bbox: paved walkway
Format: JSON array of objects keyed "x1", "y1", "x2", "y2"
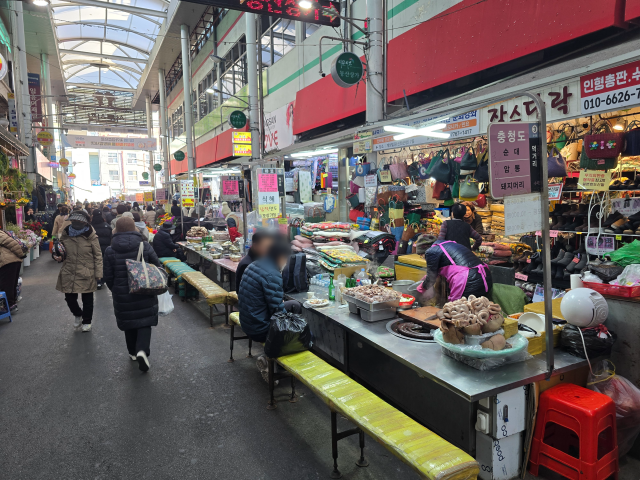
[{"x1": 1, "y1": 255, "x2": 638, "y2": 479}]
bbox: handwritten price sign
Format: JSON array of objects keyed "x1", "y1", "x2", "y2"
[
  {"x1": 222, "y1": 179, "x2": 239, "y2": 196},
  {"x1": 258, "y1": 204, "x2": 279, "y2": 219},
  {"x1": 258, "y1": 173, "x2": 278, "y2": 192}
]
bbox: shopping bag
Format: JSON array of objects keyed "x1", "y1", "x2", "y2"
[
  {"x1": 158, "y1": 291, "x2": 174, "y2": 316},
  {"x1": 389, "y1": 156, "x2": 409, "y2": 180},
  {"x1": 126, "y1": 242, "x2": 168, "y2": 295},
  {"x1": 264, "y1": 311, "x2": 313, "y2": 358},
  {"x1": 388, "y1": 196, "x2": 404, "y2": 220}
]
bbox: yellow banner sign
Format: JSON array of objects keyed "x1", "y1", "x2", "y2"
[
  {"x1": 258, "y1": 204, "x2": 279, "y2": 218},
  {"x1": 578, "y1": 171, "x2": 612, "y2": 191},
  {"x1": 232, "y1": 131, "x2": 252, "y2": 144},
  {"x1": 36, "y1": 130, "x2": 54, "y2": 146},
  {"x1": 144, "y1": 191, "x2": 153, "y2": 202},
  {"x1": 233, "y1": 143, "x2": 252, "y2": 157}
]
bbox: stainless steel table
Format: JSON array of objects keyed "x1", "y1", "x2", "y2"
[{"x1": 287, "y1": 285, "x2": 586, "y2": 455}]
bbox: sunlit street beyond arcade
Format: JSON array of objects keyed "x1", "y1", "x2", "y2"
[{"x1": 3, "y1": 0, "x2": 640, "y2": 479}]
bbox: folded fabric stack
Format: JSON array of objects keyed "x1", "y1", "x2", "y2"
[
  {"x1": 489, "y1": 204, "x2": 504, "y2": 232},
  {"x1": 315, "y1": 245, "x2": 368, "y2": 271},
  {"x1": 300, "y1": 222, "x2": 354, "y2": 244},
  {"x1": 475, "y1": 209, "x2": 493, "y2": 232},
  {"x1": 477, "y1": 241, "x2": 513, "y2": 265},
  {"x1": 292, "y1": 235, "x2": 315, "y2": 252}
]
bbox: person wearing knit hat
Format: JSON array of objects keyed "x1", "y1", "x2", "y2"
[
  {"x1": 221, "y1": 201, "x2": 231, "y2": 216},
  {"x1": 152, "y1": 219, "x2": 186, "y2": 261},
  {"x1": 103, "y1": 215, "x2": 163, "y2": 372},
  {"x1": 415, "y1": 234, "x2": 437, "y2": 256}
]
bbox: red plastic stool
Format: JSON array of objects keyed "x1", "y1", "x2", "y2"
[{"x1": 529, "y1": 383, "x2": 618, "y2": 480}]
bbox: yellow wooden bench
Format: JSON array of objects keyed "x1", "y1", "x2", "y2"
[
  {"x1": 180, "y1": 271, "x2": 238, "y2": 327},
  {"x1": 271, "y1": 351, "x2": 479, "y2": 480},
  {"x1": 227, "y1": 312, "x2": 254, "y2": 362}
]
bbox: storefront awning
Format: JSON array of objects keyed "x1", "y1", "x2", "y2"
[{"x1": 0, "y1": 127, "x2": 29, "y2": 156}]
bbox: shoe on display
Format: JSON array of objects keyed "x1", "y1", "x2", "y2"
[
  {"x1": 136, "y1": 351, "x2": 150, "y2": 372},
  {"x1": 573, "y1": 253, "x2": 588, "y2": 272},
  {"x1": 562, "y1": 204, "x2": 579, "y2": 217},
  {"x1": 550, "y1": 249, "x2": 566, "y2": 264},
  {"x1": 74, "y1": 316, "x2": 83, "y2": 328},
  {"x1": 565, "y1": 254, "x2": 579, "y2": 273},
  {"x1": 557, "y1": 251, "x2": 575, "y2": 267},
  {"x1": 603, "y1": 211, "x2": 624, "y2": 227},
  {"x1": 81, "y1": 324, "x2": 92, "y2": 333},
  {"x1": 551, "y1": 217, "x2": 565, "y2": 230},
  {"x1": 628, "y1": 211, "x2": 640, "y2": 222}
]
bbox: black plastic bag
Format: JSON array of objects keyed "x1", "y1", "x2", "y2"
[
  {"x1": 560, "y1": 324, "x2": 617, "y2": 359},
  {"x1": 264, "y1": 311, "x2": 313, "y2": 358},
  {"x1": 588, "y1": 264, "x2": 624, "y2": 283}
]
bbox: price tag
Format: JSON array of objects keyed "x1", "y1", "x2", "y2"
[
  {"x1": 616, "y1": 235, "x2": 622, "y2": 240},
  {"x1": 535, "y1": 231, "x2": 541, "y2": 236},
  {"x1": 515, "y1": 272, "x2": 528, "y2": 281},
  {"x1": 364, "y1": 174, "x2": 377, "y2": 188},
  {"x1": 550, "y1": 230, "x2": 558, "y2": 238},
  {"x1": 572, "y1": 256, "x2": 580, "y2": 264},
  {"x1": 576, "y1": 231, "x2": 583, "y2": 235},
  {"x1": 526, "y1": 258, "x2": 531, "y2": 263},
  {"x1": 278, "y1": 217, "x2": 288, "y2": 225},
  {"x1": 258, "y1": 204, "x2": 279, "y2": 219}
]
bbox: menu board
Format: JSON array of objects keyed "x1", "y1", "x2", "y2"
[
  {"x1": 179, "y1": 179, "x2": 195, "y2": 208},
  {"x1": 220, "y1": 175, "x2": 244, "y2": 201}
]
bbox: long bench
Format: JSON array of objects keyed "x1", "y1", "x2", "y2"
[
  {"x1": 228, "y1": 312, "x2": 254, "y2": 362},
  {"x1": 269, "y1": 351, "x2": 479, "y2": 480},
  {"x1": 181, "y1": 271, "x2": 238, "y2": 327}
]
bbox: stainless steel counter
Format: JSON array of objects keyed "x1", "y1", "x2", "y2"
[{"x1": 290, "y1": 286, "x2": 585, "y2": 402}]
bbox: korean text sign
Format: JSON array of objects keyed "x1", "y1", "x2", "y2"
[
  {"x1": 578, "y1": 171, "x2": 611, "y2": 191},
  {"x1": 179, "y1": 179, "x2": 195, "y2": 207},
  {"x1": 488, "y1": 122, "x2": 541, "y2": 199},
  {"x1": 222, "y1": 179, "x2": 239, "y2": 197},
  {"x1": 581, "y1": 59, "x2": 640, "y2": 114}
]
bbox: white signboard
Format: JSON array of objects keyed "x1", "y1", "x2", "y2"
[
  {"x1": 62, "y1": 134, "x2": 157, "y2": 151},
  {"x1": 503, "y1": 193, "x2": 542, "y2": 236},
  {"x1": 364, "y1": 174, "x2": 377, "y2": 188},
  {"x1": 581, "y1": 59, "x2": 640, "y2": 114},
  {"x1": 610, "y1": 197, "x2": 640, "y2": 216},
  {"x1": 263, "y1": 101, "x2": 295, "y2": 153},
  {"x1": 586, "y1": 235, "x2": 616, "y2": 255}
]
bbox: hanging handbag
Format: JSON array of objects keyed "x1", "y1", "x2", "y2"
[
  {"x1": 388, "y1": 196, "x2": 405, "y2": 220},
  {"x1": 459, "y1": 175, "x2": 480, "y2": 200},
  {"x1": 377, "y1": 157, "x2": 392, "y2": 183},
  {"x1": 560, "y1": 131, "x2": 581, "y2": 162},
  {"x1": 432, "y1": 181, "x2": 446, "y2": 199},
  {"x1": 474, "y1": 149, "x2": 489, "y2": 182},
  {"x1": 425, "y1": 150, "x2": 442, "y2": 176},
  {"x1": 349, "y1": 205, "x2": 364, "y2": 222},
  {"x1": 407, "y1": 161, "x2": 421, "y2": 179},
  {"x1": 126, "y1": 242, "x2": 168, "y2": 295},
  {"x1": 389, "y1": 156, "x2": 409, "y2": 180},
  {"x1": 377, "y1": 185, "x2": 407, "y2": 204},
  {"x1": 355, "y1": 157, "x2": 371, "y2": 176},
  {"x1": 584, "y1": 122, "x2": 624, "y2": 159},
  {"x1": 346, "y1": 193, "x2": 360, "y2": 208},
  {"x1": 430, "y1": 149, "x2": 452, "y2": 184},
  {"x1": 349, "y1": 181, "x2": 360, "y2": 194},
  {"x1": 415, "y1": 180, "x2": 434, "y2": 204},
  {"x1": 438, "y1": 186, "x2": 452, "y2": 201},
  {"x1": 453, "y1": 147, "x2": 464, "y2": 163},
  {"x1": 579, "y1": 140, "x2": 619, "y2": 170},
  {"x1": 623, "y1": 120, "x2": 640, "y2": 156},
  {"x1": 460, "y1": 147, "x2": 478, "y2": 174},
  {"x1": 547, "y1": 147, "x2": 568, "y2": 177},
  {"x1": 451, "y1": 174, "x2": 460, "y2": 199},
  {"x1": 555, "y1": 131, "x2": 568, "y2": 150},
  {"x1": 476, "y1": 193, "x2": 487, "y2": 208}
]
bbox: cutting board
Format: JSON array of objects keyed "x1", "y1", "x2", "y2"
[{"x1": 398, "y1": 306, "x2": 441, "y2": 329}]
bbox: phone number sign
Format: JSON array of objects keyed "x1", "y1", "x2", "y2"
[{"x1": 581, "y1": 59, "x2": 640, "y2": 114}]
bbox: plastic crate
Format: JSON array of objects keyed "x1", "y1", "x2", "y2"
[{"x1": 582, "y1": 281, "x2": 640, "y2": 298}]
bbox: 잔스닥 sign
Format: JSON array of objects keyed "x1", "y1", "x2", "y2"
[
  {"x1": 578, "y1": 171, "x2": 612, "y2": 191},
  {"x1": 580, "y1": 59, "x2": 640, "y2": 114},
  {"x1": 488, "y1": 122, "x2": 541, "y2": 199},
  {"x1": 503, "y1": 193, "x2": 542, "y2": 236},
  {"x1": 331, "y1": 52, "x2": 363, "y2": 88}
]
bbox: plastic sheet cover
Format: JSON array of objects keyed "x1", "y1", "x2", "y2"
[{"x1": 278, "y1": 350, "x2": 479, "y2": 480}]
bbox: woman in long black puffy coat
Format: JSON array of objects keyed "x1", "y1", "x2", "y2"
[
  {"x1": 103, "y1": 217, "x2": 163, "y2": 372},
  {"x1": 91, "y1": 209, "x2": 112, "y2": 288}
]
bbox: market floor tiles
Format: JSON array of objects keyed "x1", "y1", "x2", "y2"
[{"x1": 1, "y1": 256, "x2": 639, "y2": 480}]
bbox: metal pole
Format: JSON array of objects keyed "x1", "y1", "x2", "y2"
[
  {"x1": 14, "y1": 2, "x2": 33, "y2": 150},
  {"x1": 213, "y1": 28, "x2": 222, "y2": 108},
  {"x1": 180, "y1": 24, "x2": 195, "y2": 175},
  {"x1": 257, "y1": 17, "x2": 265, "y2": 160},
  {"x1": 366, "y1": 0, "x2": 384, "y2": 124},
  {"x1": 145, "y1": 95, "x2": 155, "y2": 189},
  {"x1": 158, "y1": 68, "x2": 170, "y2": 196},
  {"x1": 245, "y1": 13, "x2": 260, "y2": 162},
  {"x1": 41, "y1": 53, "x2": 55, "y2": 159}
]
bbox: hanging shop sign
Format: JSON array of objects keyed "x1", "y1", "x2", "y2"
[
  {"x1": 264, "y1": 102, "x2": 295, "y2": 153},
  {"x1": 331, "y1": 52, "x2": 363, "y2": 88},
  {"x1": 488, "y1": 122, "x2": 541, "y2": 199},
  {"x1": 28, "y1": 73, "x2": 42, "y2": 123},
  {"x1": 580, "y1": 59, "x2": 640, "y2": 115},
  {"x1": 59, "y1": 158, "x2": 69, "y2": 167},
  {"x1": 36, "y1": 131, "x2": 54, "y2": 146},
  {"x1": 220, "y1": 175, "x2": 244, "y2": 201},
  {"x1": 503, "y1": 193, "x2": 543, "y2": 236},
  {"x1": 228, "y1": 110, "x2": 247, "y2": 129},
  {"x1": 62, "y1": 134, "x2": 157, "y2": 151},
  {"x1": 174, "y1": 150, "x2": 185, "y2": 161},
  {"x1": 578, "y1": 170, "x2": 611, "y2": 191},
  {"x1": 142, "y1": 172, "x2": 149, "y2": 180},
  {"x1": 258, "y1": 204, "x2": 279, "y2": 219},
  {"x1": 233, "y1": 143, "x2": 252, "y2": 156},
  {"x1": 354, "y1": 138, "x2": 372, "y2": 154},
  {"x1": 67, "y1": 173, "x2": 76, "y2": 179},
  {"x1": 49, "y1": 161, "x2": 60, "y2": 168},
  {"x1": 139, "y1": 181, "x2": 150, "y2": 186},
  {"x1": 0, "y1": 54, "x2": 7, "y2": 81},
  {"x1": 154, "y1": 163, "x2": 163, "y2": 171},
  {"x1": 180, "y1": 0, "x2": 340, "y2": 27},
  {"x1": 144, "y1": 191, "x2": 154, "y2": 202},
  {"x1": 179, "y1": 179, "x2": 195, "y2": 207},
  {"x1": 155, "y1": 188, "x2": 166, "y2": 201},
  {"x1": 7, "y1": 93, "x2": 16, "y2": 132},
  {"x1": 135, "y1": 193, "x2": 144, "y2": 202},
  {"x1": 548, "y1": 183, "x2": 563, "y2": 201},
  {"x1": 257, "y1": 168, "x2": 284, "y2": 218},
  {"x1": 232, "y1": 131, "x2": 251, "y2": 144}
]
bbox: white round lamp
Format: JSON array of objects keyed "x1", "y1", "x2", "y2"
[{"x1": 560, "y1": 288, "x2": 608, "y2": 328}]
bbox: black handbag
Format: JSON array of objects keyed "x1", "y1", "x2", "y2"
[
  {"x1": 460, "y1": 147, "x2": 478, "y2": 173},
  {"x1": 623, "y1": 120, "x2": 640, "y2": 156},
  {"x1": 438, "y1": 186, "x2": 452, "y2": 201},
  {"x1": 430, "y1": 149, "x2": 452, "y2": 184},
  {"x1": 474, "y1": 149, "x2": 489, "y2": 182}
]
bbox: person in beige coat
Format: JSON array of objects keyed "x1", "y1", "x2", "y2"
[
  {"x1": 144, "y1": 205, "x2": 156, "y2": 227},
  {"x1": 55, "y1": 211, "x2": 103, "y2": 332},
  {"x1": 52, "y1": 206, "x2": 70, "y2": 238},
  {"x1": 0, "y1": 230, "x2": 27, "y2": 312}
]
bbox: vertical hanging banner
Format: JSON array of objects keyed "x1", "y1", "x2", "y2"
[
  {"x1": 257, "y1": 168, "x2": 284, "y2": 218},
  {"x1": 28, "y1": 73, "x2": 42, "y2": 123},
  {"x1": 264, "y1": 101, "x2": 295, "y2": 153},
  {"x1": 488, "y1": 121, "x2": 541, "y2": 199},
  {"x1": 179, "y1": 179, "x2": 195, "y2": 207},
  {"x1": 144, "y1": 191, "x2": 154, "y2": 202},
  {"x1": 8, "y1": 93, "x2": 17, "y2": 132},
  {"x1": 220, "y1": 175, "x2": 244, "y2": 201}
]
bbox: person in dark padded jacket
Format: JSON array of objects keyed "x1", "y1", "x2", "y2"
[
  {"x1": 437, "y1": 203, "x2": 482, "y2": 251},
  {"x1": 103, "y1": 217, "x2": 163, "y2": 372},
  {"x1": 152, "y1": 221, "x2": 186, "y2": 261},
  {"x1": 235, "y1": 230, "x2": 273, "y2": 292},
  {"x1": 421, "y1": 239, "x2": 492, "y2": 302},
  {"x1": 237, "y1": 237, "x2": 301, "y2": 344},
  {"x1": 91, "y1": 209, "x2": 112, "y2": 289}
]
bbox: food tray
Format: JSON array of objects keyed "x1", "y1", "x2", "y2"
[
  {"x1": 582, "y1": 281, "x2": 640, "y2": 298},
  {"x1": 348, "y1": 301, "x2": 397, "y2": 322},
  {"x1": 343, "y1": 294, "x2": 399, "y2": 312}
]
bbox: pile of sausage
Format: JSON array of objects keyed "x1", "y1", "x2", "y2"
[
  {"x1": 344, "y1": 285, "x2": 403, "y2": 304},
  {"x1": 437, "y1": 295, "x2": 507, "y2": 350}
]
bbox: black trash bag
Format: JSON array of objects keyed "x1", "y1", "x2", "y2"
[
  {"x1": 588, "y1": 264, "x2": 624, "y2": 283},
  {"x1": 264, "y1": 311, "x2": 313, "y2": 358},
  {"x1": 560, "y1": 324, "x2": 617, "y2": 359}
]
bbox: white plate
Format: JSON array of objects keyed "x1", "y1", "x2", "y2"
[{"x1": 307, "y1": 299, "x2": 330, "y2": 308}]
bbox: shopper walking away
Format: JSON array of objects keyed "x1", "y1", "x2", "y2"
[
  {"x1": 144, "y1": 205, "x2": 155, "y2": 227},
  {"x1": 103, "y1": 206, "x2": 114, "y2": 224},
  {"x1": 0, "y1": 229, "x2": 27, "y2": 313},
  {"x1": 152, "y1": 221, "x2": 186, "y2": 261},
  {"x1": 170, "y1": 200, "x2": 182, "y2": 218},
  {"x1": 132, "y1": 202, "x2": 141, "y2": 213},
  {"x1": 92, "y1": 209, "x2": 112, "y2": 289},
  {"x1": 110, "y1": 204, "x2": 127, "y2": 229},
  {"x1": 235, "y1": 230, "x2": 272, "y2": 292},
  {"x1": 103, "y1": 217, "x2": 162, "y2": 372},
  {"x1": 437, "y1": 203, "x2": 483, "y2": 251},
  {"x1": 56, "y1": 210, "x2": 103, "y2": 332},
  {"x1": 52, "y1": 206, "x2": 70, "y2": 239},
  {"x1": 132, "y1": 212, "x2": 150, "y2": 242}
]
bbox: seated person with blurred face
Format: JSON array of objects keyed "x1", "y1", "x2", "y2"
[{"x1": 235, "y1": 230, "x2": 272, "y2": 292}]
